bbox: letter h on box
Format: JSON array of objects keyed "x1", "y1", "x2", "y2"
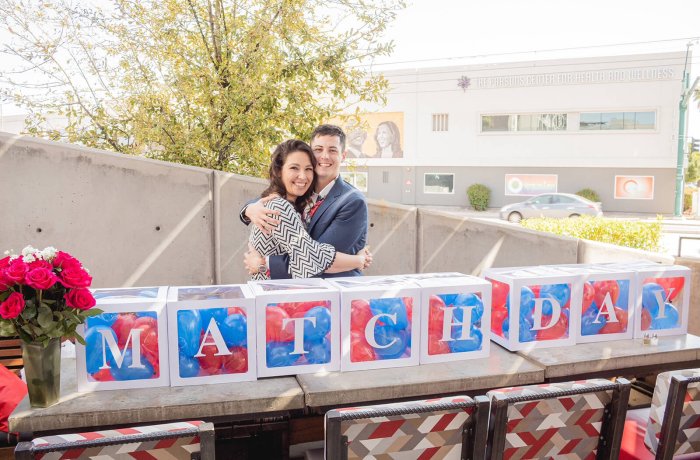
[
  {"x1": 248, "y1": 279, "x2": 340, "y2": 378},
  {"x1": 402, "y1": 273, "x2": 491, "y2": 364},
  {"x1": 76, "y1": 287, "x2": 170, "y2": 392}
]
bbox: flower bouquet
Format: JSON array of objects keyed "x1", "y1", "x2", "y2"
[{"x1": 0, "y1": 246, "x2": 101, "y2": 407}]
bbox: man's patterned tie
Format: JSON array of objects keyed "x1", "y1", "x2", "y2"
[{"x1": 305, "y1": 195, "x2": 324, "y2": 226}]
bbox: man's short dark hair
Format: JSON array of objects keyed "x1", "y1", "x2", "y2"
[{"x1": 310, "y1": 124, "x2": 346, "y2": 151}]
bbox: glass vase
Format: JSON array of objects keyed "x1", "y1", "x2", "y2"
[{"x1": 21, "y1": 338, "x2": 61, "y2": 408}]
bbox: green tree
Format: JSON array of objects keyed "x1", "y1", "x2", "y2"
[
  {"x1": 686, "y1": 149, "x2": 700, "y2": 185},
  {"x1": 0, "y1": 0, "x2": 403, "y2": 176}
]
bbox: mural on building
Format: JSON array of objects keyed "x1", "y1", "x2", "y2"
[
  {"x1": 505, "y1": 174, "x2": 558, "y2": 196},
  {"x1": 614, "y1": 175, "x2": 654, "y2": 200},
  {"x1": 330, "y1": 112, "x2": 404, "y2": 159}
]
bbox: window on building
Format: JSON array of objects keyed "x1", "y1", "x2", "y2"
[
  {"x1": 481, "y1": 113, "x2": 567, "y2": 132},
  {"x1": 423, "y1": 173, "x2": 454, "y2": 194},
  {"x1": 432, "y1": 113, "x2": 449, "y2": 131},
  {"x1": 341, "y1": 172, "x2": 368, "y2": 192},
  {"x1": 382, "y1": 171, "x2": 389, "y2": 183},
  {"x1": 579, "y1": 111, "x2": 656, "y2": 130}
]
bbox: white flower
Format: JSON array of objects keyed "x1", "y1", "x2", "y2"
[
  {"x1": 8, "y1": 255, "x2": 19, "y2": 262},
  {"x1": 22, "y1": 254, "x2": 36, "y2": 263},
  {"x1": 40, "y1": 246, "x2": 58, "y2": 261},
  {"x1": 21, "y1": 245, "x2": 38, "y2": 257}
]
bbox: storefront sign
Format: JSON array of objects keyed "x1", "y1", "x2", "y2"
[
  {"x1": 614, "y1": 175, "x2": 654, "y2": 200},
  {"x1": 505, "y1": 174, "x2": 558, "y2": 196}
]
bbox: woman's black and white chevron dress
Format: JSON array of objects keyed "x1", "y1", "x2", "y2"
[{"x1": 249, "y1": 197, "x2": 336, "y2": 280}]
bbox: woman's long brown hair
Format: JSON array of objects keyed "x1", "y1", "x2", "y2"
[{"x1": 261, "y1": 139, "x2": 317, "y2": 214}]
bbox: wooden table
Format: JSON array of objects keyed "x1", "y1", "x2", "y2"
[
  {"x1": 517, "y1": 333, "x2": 700, "y2": 381},
  {"x1": 296, "y1": 343, "x2": 544, "y2": 412}
]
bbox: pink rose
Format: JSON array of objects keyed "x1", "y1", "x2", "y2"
[
  {"x1": 65, "y1": 288, "x2": 96, "y2": 310},
  {"x1": 0, "y1": 292, "x2": 25, "y2": 319},
  {"x1": 25, "y1": 267, "x2": 58, "y2": 290},
  {"x1": 0, "y1": 257, "x2": 10, "y2": 271},
  {"x1": 28, "y1": 259, "x2": 53, "y2": 271},
  {"x1": 59, "y1": 265, "x2": 92, "y2": 289},
  {"x1": 53, "y1": 251, "x2": 79, "y2": 270},
  {"x1": 4, "y1": 259, "x2": 28, "y2": 284}
]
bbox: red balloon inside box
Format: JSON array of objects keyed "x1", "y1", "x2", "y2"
[
  {"x1": 598, "y1": 307, "x2": 628, "y2": 334},
  {"x1": 266, "y1": 306, "x2": 295, "y2": 343},
  {"x1": 536, "y1": 310, "x2": 569, "y2": 341},
  {"x1": 350, "y1": 299, "x2": 373, "y2": 333},
  {"x1": 350, "y1": 331, "x2": 376, "y2": 362},
  {"x1": 222, "y1": 347, "x2": 248, "y2": 374},
  {"x1": 593, "y1": 280, "x2": 620, "y2": 308},
  {"x1": 490, "y1": 279, "x2": 509, "y2": 310},
  {"x1": 644, "y1": 277, "x2": 684, "y2": 302},
  {"x1": 427, "y1": 331, "x2": 450, "y2": 355}
]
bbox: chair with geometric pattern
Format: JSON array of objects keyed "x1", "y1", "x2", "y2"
[
  {"x1": 486, "y1": 378, "x2": 631, "y2": 460},
  {"x1": 14, "y1": 420, "x2": 215, "y2": 460},
  {"x1": 621, "y1": 368, "x2": 700, "y2": 460},
  {"x1": 311, "y1": 395, "x2": 489, "y2": 460}
]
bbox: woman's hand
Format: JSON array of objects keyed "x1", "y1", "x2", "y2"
[
  {"x1": 244, "y1": 244, "x2": 265, "y2": 275},
  {"x1": 358, "y1": 246, "x2": 373, "y2": 271},
  {"x1": 246, "y1": 194, "x2": 280, "y2": 235}
]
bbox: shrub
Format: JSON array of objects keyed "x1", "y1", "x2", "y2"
[
  {"x1": 684, "y1": 193, "x2": 693, "y2": 213},
  {"x1": 467, "y1": 183, "x2": 491, "y2": 211},
  {"x1": 521, "y1": 215, "x2": 662, "y2": 252},
  {"x1": 576, "y1": 188, "x2": 600, "y2": 202}
]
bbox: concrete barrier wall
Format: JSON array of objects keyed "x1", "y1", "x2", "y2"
[
  {"x1": 0, "y1": 132, "x2": 693, "y2": 296},
  {"x1": 417, "y1": 209, "x2": 579, "y2": 276},
  {"x1": 0, "y1": 133, "x2": 215, "y2": 288}
]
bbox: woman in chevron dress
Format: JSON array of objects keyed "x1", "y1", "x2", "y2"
[{"x1": 248, "y1": 139, "x2": 368, "y2": 280}]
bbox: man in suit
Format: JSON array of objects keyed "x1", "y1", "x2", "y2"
[{"x1": 240, "y1": 124, "x2": 369, "y2": 279}]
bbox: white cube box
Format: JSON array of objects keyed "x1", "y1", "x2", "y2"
[
  {"x1": 327, "y1": 276, "x2": 420, "y2": 371},
  {"x1": 555, "y1": 265, "x2": 635, "y2": 343},
  {"x1": 484, "y1": 266, "x2": 578, "y2": 351},
  {"x1": 166, "y1": 285, "x2": 257, "y2": 386},
  {"x1": 414, "y1": 274, "x2": 491, "y2": 364},
  {"x1": 630, "y1": 264, "x2": 691, "y2": 338},
  {"x1": 76, "y1": 286, "x2": 169, "y2": 391},
  {"x1": 248, "y1": 279, "x2": 340, "y2": 377}
]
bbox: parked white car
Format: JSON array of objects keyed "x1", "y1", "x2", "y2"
[{"x1": 499, "y1": 193, "x2": 603, "y2": 223}]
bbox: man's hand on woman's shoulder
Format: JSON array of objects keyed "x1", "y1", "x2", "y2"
[{"x1": 245, "y1": 194, "x2": 280, "y2": 235}]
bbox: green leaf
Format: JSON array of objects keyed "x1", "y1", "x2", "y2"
[
  {"x1": 16, "y1": 327, "x2": 32, "y2": 343},
  {"x1": 0, "y1": 320, "x2": 17, "y2": 336},
  {"x1": 37, "y1": 304, "x2": 54, "y2": 329},
  {"x1": 21, "y1": 301, "x2": 37, "y2": 321},
  {"x1": 74, "y1": 333, "x2": 86, "y2": 346},
  {"x1": 82, "y1": 308, "x2": 103, "y2": 318}
]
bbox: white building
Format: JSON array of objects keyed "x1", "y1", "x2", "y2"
[{"x1": 340, "y1": 51, "x2": 690, "y2": 213}]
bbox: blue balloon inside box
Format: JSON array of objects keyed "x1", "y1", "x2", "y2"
[
  {"x1": 76, "y1": 286, "x2": 170, "y2": 392},
  {"x1": 166, "y1": 284, "x2": 258, "y2": 386}
]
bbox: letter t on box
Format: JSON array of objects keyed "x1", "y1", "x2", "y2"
[{"x1": 248, "y1": 279, "x2": 340, "y2": 377}]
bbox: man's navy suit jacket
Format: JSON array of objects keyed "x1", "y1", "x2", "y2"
[{"x1": 242, "y1": 176, "x2": 368, "y2": 279}]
